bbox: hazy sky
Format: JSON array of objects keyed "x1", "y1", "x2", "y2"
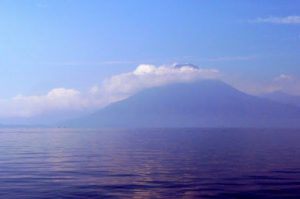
[{"x1": 0, "y1": 0, "x2": 300, "y2": 119}]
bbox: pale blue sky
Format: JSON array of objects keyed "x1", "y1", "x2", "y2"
[{"x1": 0, "y1": 0, "x2": 300, "y2": 98}]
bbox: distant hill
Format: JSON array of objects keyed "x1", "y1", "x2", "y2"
[
  {"x1": 261, "y1": 91, "x2": 300, "y2": 107},
  {"x1": 64, "y1": 80, "x2": 300, "y2": 128}
]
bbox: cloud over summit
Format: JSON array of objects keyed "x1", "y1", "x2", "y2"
[
  {"x1": 98, "y1": 64, "x2": 220, "y2": 101},
  {"x1": 0, "y1": 64, "x2": 220, "y2": 118},
  {"x1": 0, "y1": 63, "x2": 298, "y2": 121}
]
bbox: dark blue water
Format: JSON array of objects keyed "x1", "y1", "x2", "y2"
[{"x1": 0, "y1": 128, "x2": 300, "y2": 198}]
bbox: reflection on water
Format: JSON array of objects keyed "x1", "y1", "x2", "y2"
[{"x1": 0, "y1": 128, "x2": 300, "y2": 198}]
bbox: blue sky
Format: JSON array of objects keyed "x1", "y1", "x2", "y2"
[{"x1": 0, "y1": 0, "x2": 300, "y2": 119}]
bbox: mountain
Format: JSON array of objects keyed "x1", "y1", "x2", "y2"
[
  {"x1": 64, "y1": 80, "x2": 300, "y2": 128},
  {"x1": 261, "y1": 91, "x2": 300, "y2": 107}
]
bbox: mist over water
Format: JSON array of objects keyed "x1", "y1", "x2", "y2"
[{"x1": 0, "y1": 128, "x2": 300, "y2": 198}]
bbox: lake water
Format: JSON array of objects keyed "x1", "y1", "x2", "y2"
[{"x1": 0, "y1": 128, "x2": 300, "y2": 198}]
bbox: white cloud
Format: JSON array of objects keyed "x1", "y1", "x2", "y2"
[
  {"x1": 0, "y1": 88, "x2": 92, "y2": 118},
  {"x1": 268, "y1": 74, "x2": 300, "y2": 94},
  {"x1": 1, "y1": 64, "x2": 299, "y2": 120},
  {"x1": 254, "y1": 16, "x2": 300, "y2": 24},
  {"x1": 274, "y1": 74, "x2": 293, "y2": 81},
  {"x1": 247, "y1": 74, "x2": 300, "y2": 95},
  {"x1": 96, "y1": 64, "x2": 220, "y2": 102},
  {"x1": 220, "y1": 73, "x2": 300, "y2": 95},
  {"x1": 0, "y1": 64, "x2": 220, "y2": 118}
]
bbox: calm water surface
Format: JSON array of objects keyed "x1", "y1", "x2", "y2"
[{"x1": 0, "y1": 128, "x2": 300, "y2": 198}]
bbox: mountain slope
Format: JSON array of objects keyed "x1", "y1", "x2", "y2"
[
  {"x1": 261, "y1": 91, "x2": 300, "y2": 107},
  {"x1": 65, "y1": 80, "x2": 300, "y2": 128}
]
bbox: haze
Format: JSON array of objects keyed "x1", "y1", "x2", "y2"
[{"x1": 1, "y1": 0, "x2": 300, "y2": 125}]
